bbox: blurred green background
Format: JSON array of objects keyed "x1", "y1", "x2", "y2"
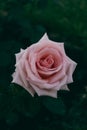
[{"x1": 0, "y1": 0, "x2": 87, "y2": 130}]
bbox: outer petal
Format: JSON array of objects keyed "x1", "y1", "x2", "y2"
[
  {"x1": 32, "y1": 33, "x2": 64, "y2": 54},
  {"x1": 48, "y1": 65, "x2": 65, "y2": 83},
  {"x1": 67, "y1": 56, "x2": 77, "y2": 73},
  {"x1": 60, "y1": 85, "x2": 69, "y2": 91},
  {"x1": 39, "y1": 33, "x2": 65, "y2": 53},
  {"x1": 53, "y1": 75, "x2": 68, "y2": 90},
  {"x1": 12, "y1": 68, "x2": 24, "y2": 87},
  {"x1": 65, "y1": 56, "x2": 77, "y2": 83},
  {"x1": 29, "y1": 82, "x2": 57, "y2": 98},
  {"x1": 39, "y1": 33, "x2": 49, "y2": 43},
  {"x1": 12, "y1": 61, "x2": 35, "y2": 96},
  {"x1": 15, "y1": 49, "x2": 25, "y2": 63}
]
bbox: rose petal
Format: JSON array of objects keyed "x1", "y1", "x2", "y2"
[
  {"x1": 28, "y1": 52, "x2": 41, "y2": 78},
  {"x1": 37, "y1": 47, "x2": 62, "y2": 70},
  {"x1": 29, "y1": 82, "x2": 57, "y2": 98},
  {"x1": 48, "y1": 67, "x2": 65, "y2": 83},
  {"x1": 12, "y1": 62, "x2": 35, "y2": 96},
  {"x1": 64, "y1": 56, "x2": 77, "y2": 83},
  {"x1": 15, "y1": 48, "x2": 25, "y2": 63},
  {"x1": 32, "y1": 34, "x2": 64, "y2": 56},
  {"x1": 60, "y1": 85, "x2": 69, "y2": 91},
  {"x1": 24, "y1": 59, "x2": 47, "y2": 84},
  {"x1": 53, "y1": 75, "x2": 68, "y2": 90},
  {"x1": 39, "y1": 33, "x2": 49, "y2": 43}
]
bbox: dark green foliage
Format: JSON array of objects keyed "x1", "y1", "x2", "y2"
[
  {"x1": 9, "y1": 84, "x2": 41, "y2": 118},
  {"x1": 0, "y1": 0, "x2": 87, "y2": 130},
  {"x1": 43, "y1": 96, "x2": 66, "y2": 115}
]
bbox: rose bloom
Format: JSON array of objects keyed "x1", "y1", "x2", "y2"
[{"x1": 12, "y1": 33, "x2": 77, "y2": 98}]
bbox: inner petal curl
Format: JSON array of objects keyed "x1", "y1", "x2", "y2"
[
  {"x1": 40, "y1": 55, "x2": 54, "y2": 69},
  {"x1": 36, "y1": 47, "x2": 62, "y2": 71}
]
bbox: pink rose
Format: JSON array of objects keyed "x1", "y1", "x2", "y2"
[{"x1": 12, "y1": 33, "x2": 77, "y2": 98}]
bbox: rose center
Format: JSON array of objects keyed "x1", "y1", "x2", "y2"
[{"x1": 40, "y1": 55, "x2": 54, "y2": 68}]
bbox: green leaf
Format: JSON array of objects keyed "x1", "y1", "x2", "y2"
[
  {"x1": 5, "y1": 112, "x2": 19, "y2": 126},
  {"x1": 43, "y1": 96, "x2": 66, "y2": 115},
  {"x1": 0, "y1": 93, "x2": 12, "y2": 119},
  {"x1": 9, "y1": 83, "x2": 41, "y2": 118}
]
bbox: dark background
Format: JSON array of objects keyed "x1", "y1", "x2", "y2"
[{"x1": 0, "y1": 0, "x2": 87, "y2": 130}]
